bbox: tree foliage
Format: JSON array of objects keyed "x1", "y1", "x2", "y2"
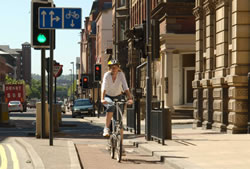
[
  {"x1": 29, "y1": 79, "x2": 42, "y2": 99},
  {"x1": 5, "y1": 75, "x2": 25, "y2": 84}
]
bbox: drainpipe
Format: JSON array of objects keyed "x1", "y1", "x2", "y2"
[
  {"x1": 146, "y1": 0, "x2": 152, "y2": 141},
  {"x1": 136, "y1": 61, "x2": 147, "y2": 135}
]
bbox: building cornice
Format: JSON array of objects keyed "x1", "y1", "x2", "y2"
[
  {"x1": 213, "y1": 0, "x2": 228, "y2": 9},
  {"x1": 193, "y1": 6, "x2": 203, "y2": 19},
  {"x1": 203, "y1": 0, "x2": 215, "y2": 15}
]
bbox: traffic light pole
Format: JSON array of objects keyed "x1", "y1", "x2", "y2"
[
  {"x1": 54, "y1": 77, "x2": 57, "y2": 103},
  {"x1": 97, "y1": 82, "x2": 100, "y2": 118},
  {"x1": 49, "y1": 30, "x2": 54, "y2": 146},
  {"x1": 146, "y1": 0, "x2": 152, "y2": 141},
  {"x1": 41, "y1": 49, "x2": 46, "y2": 138}
]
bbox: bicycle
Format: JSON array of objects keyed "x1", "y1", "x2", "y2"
[{"x1": 107, "y1": 99, "x2": 126, "y2": 162}]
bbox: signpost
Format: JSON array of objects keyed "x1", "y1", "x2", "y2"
[
  {"x1": 39, "y1": 7, "x2": 82, "y2": 29},
  {"x1": 32, "y1": 1, "x2": 82, "y2": 146}
]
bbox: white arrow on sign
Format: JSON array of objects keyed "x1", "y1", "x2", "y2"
[
  {"x1": 49, "y1": 10, "x2": 61, "y2": 27},
  {"x1": 53, "y1": 65, "x2": 63, "y2": 77},
  {"x1": 41, "y1": 10, "x2": 47, "y2": 27}
]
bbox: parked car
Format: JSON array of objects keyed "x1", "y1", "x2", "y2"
[
  {"x1": 27, "y1": 99, "x2": 37, "y2": 109},
  {"x1": 72, "y1": 99, "x2": 94, "y2": 118},
  {"x1": 8, "y1": 100, "x2": 23, "y2": 113}
]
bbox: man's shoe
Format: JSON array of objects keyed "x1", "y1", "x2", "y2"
[{"x1": 103, "y1": 128, "x2": 110, "y2": 137}]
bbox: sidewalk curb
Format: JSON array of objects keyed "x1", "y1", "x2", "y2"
[
  {"x1": 130, "y1": 140, "x2": 202, "y2": 169},
  {"x1": 68, "y1": 141, "x2": 81, "y2": 169},
  {"x1": 15, "y1": 138, "x2": 45, "y2": 169}
]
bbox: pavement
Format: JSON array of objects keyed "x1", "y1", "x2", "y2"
[{"x1": 12, "y1": 114, "x2": 250, "y2": 169}]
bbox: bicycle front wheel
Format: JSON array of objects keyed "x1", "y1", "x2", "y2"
[
  {"x1": 116, "y1": 134, "x2": 122, "y2": 162},
  {"x1": 110, "y1": 136, "x2": 115, "y2": 159}
]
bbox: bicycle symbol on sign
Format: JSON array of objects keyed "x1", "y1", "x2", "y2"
[{"x1": 65, "y1": 10, "x2": 80, "y2": 20}]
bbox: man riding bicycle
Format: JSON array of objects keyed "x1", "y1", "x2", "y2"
[{"x1": 101, "y1": 59, "x2": 133, "y2": 152}]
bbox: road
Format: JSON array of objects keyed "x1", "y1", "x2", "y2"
[
  {"x1": 0, "y1": 109, "x2": 36, "y2": 169},
  {"x1": 1, "y1": 108, "x2": 192, "y2": 169}
]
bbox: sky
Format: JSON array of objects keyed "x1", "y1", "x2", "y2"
[{"x1": 0, "y1": 0, "x2": 94, "y2": 75}]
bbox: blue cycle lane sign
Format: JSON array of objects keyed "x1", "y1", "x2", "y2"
[{"x1": 39, "y1": 7, "x2": 82, "y2": 29}]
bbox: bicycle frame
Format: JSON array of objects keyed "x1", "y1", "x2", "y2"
[{"x1": 108, "y1": 100, "x2": 125, "y2": 162}]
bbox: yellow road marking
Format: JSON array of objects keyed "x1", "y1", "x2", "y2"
[
  {"x1": 7, "y1": 144, "x2": 20, "y2": 169},
  {"x1": 0, "y1": 144, "x2": 7, "y2": 169}
]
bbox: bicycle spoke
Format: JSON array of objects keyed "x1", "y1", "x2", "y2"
[
  {"x1": 116, "y1": 134, "x2": 122, "y2": 162},
  {"x1": 110, "y1": 136, "x2": 115, "y2": 159}
]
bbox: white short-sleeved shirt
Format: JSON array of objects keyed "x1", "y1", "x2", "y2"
[{"x1": 101, "y1": 71, "x2": 129, "y2": 96}]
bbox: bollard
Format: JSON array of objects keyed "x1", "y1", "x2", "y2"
[
  {"x1": 248, "y1": 73, "x2": 250, "y2": 133},
  {"x1": 36, "y1": 102, "x2": 49, "y2": 138},
  {"x1": 57, "y1": 104, "x2": 62, "y2": 125},
  {"x1": 52, "y1": 104, "x2": 60, "y2": 132},
  {"x1": 0, "y1": 103, "x2": 9, "y2": 125}
]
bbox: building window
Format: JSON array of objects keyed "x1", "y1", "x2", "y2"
[
  {"x1": 118, "y1": 0, "x2": 126, "y2": 7},
  {"x1": 119, "y1": 19, "x2": 126, "y2": 41}
]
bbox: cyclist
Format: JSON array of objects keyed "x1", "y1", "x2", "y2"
[{"x1": 101, "y1": 59, "x2": 133, "y2": 139}]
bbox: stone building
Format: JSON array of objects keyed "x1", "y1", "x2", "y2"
[{"x1": 193, "y1": 0, "x2": 250, "y2": 133}]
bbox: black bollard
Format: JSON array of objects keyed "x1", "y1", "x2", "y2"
[{"x1": 248, "y1": 73, "x2": 250, "y2": 133}]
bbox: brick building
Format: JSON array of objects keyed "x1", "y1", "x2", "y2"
[
  {"x1": 79, "y1": 0, "x2": 112, "y2": 98},
  {"x1": 124, "y1": 0, "x2": 195, "y2": 118},
  {"x1": 0, "y1": 43, "x2": 31, "y2": 85}
]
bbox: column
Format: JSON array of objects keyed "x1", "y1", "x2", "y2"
[
  {"x1": 193, "y1": 2, "x2": 204, "y2": 128},
  {"x1": 226, "y1": 0, "x2": 250, "y2": 133},
  {"x1": 166, "y1": 52, "x2": 173, "y2": 112},
  {"x1": 201, "y1": 0, "x2": 215, "y2": 129},
  {"x1": 211, "y1": 0, "x2": 229, "y2": 132}
]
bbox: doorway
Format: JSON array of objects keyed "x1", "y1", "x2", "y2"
[{"x1": 184, "y1": 67, "x2": 195, "y2": 104}]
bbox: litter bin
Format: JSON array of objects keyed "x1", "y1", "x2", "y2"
[
  {"x1": 151, "y1": 107, "x2": 172, "y2": 145},
  {"x1": 126, "y1": 103, "x2": 135, "y2": 132},
  {"x1": 0, "y1": 103, "x2": 9, "y2": 124}
]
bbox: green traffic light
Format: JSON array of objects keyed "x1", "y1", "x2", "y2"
[{"x1": 37, "y1": 33, "x2": 47, "y2": 43}]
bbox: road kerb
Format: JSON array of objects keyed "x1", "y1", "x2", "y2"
[
  {"x1": 15, "y1": 138, "x2": 45, "y2": 169},
  {"x1": 68, "y1": 141, "x2": 81, "y2": 169}
]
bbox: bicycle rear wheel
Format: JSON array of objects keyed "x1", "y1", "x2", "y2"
[{"x1": 116, "y1": 134, "x2": 122, "y2": 162}]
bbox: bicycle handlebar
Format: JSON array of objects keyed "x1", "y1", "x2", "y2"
[{"x1": 106, "y1": 100, "x2": 127, "y2": 105}]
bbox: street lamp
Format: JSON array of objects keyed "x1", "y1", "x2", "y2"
[
  {"x1": 69, "y1": 69, "x2": 73, "y2": 102},
  {"x1": 70, "y1": 62, "x2": 75, "y2": 103}
]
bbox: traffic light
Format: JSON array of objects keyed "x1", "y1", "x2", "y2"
[
  {"x1": 94, "y1": 64, "x2": 102, "y2": 81},
  {"x1": 132, "y1": 21, "x2": 146, "y2": 58},
  {"x1": 80, "y1": 78, "x2": 83, "y2": 86},
  {"x1": 82, "y1": 75, "x2": 89, "y2": 89},
  {"x1": 31, "y1": 1, "x2": 53, "y2": 49}
]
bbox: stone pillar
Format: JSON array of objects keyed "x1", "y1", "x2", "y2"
[
  {"x1": 193, "y1": 4, "x2": 204, "y2": 127},
  {"x1": 226, "y1": 0, "x2": 250, "y2": 133},
  {"x1": 201, "y1": 0, "x2": 215, "y2": 129},
  {"x1": 211, "y1": 0, "x2": 229, "y2": 132},
  {"x1": 201, "y1": 80, "x2": 213, "y2": 129},
  {"x1": 166, "y1": 52, "x2": 173, "y2": 111}
]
